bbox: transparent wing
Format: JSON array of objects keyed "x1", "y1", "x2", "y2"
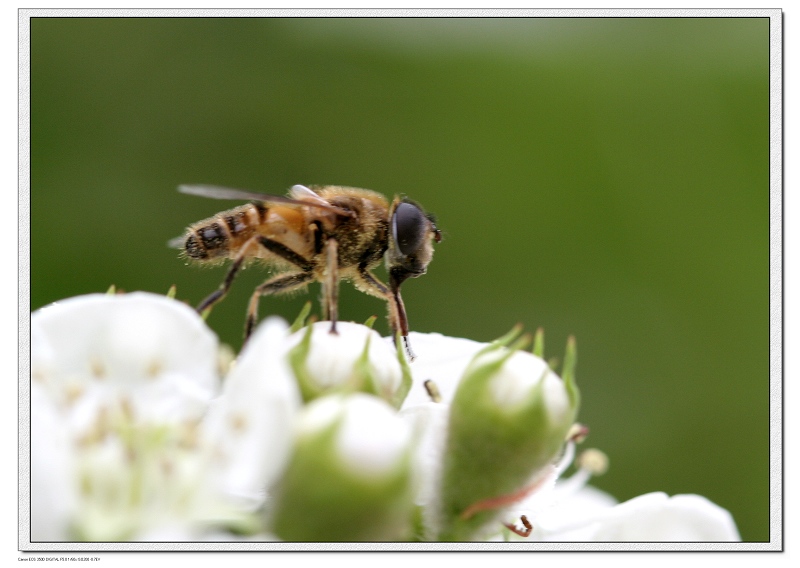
[
  {"x1": 289, "y1": 184, "x2": 322, "y2": 200},
  {"x1": 178, "y1": 184, "x2": 354, "y2": 217},
  {"x1": 179, "y1": 184, "x2": 292, "y2": 202}
]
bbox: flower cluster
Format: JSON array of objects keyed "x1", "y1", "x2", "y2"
[{"x1": 29, "y1": 292, "x2": 740, "y2": 542}]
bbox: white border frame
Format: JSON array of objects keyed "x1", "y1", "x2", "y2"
[{"x1": 17, "y1": 8, "x2": 783, "y2": 553}]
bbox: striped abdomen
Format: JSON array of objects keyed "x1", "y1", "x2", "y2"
[{"x1": 184, "y1": 202, "x2": 268, "y2": 260}]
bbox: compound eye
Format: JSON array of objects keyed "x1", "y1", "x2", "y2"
[{"x1": 392, "y1": 202, "x2": 428, "y2": 257}]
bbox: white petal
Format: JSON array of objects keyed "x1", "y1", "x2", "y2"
[
  {"x1": 30, "y1": 383, "x2": 75, "y2": 541},
  {"x1": 526, "y1": 482, "x2": 617, "y2": 537},
  {"x1": 402, "y1": 332, "x2": 485, "y2": 408},
  {"x1": 399, "y1": 402, "x2": 448, "y2": 505},
  {"x1": 32, "y1": 292, "x2": 220, "y2": 427},
  {"x1": 202, "y1": 318, "x2": 301, "y2": 504},
  {"x1": 399, "y1": 401, "x2": 450, "y2": 538},
  {"x1": 132, "y1": 370, "x2": 218, "y2": 424},
  {"x1": 545, "y1": 492, "x2": 740, "y2": 542}
]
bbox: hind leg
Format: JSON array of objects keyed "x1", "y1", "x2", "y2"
[
  {"x1": 245, "y1": 271, "x2": 315, "y2": 340},
  {"x1": 196, "y1": 237, "x2": 258, "y2": 314},
  {"x1": 241, "y1": 235, "x2": 317, "y2": 339}
]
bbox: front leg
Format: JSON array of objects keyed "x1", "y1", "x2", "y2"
[
  {"x1": 354, "y1": 266, "x2": 416, "y2": 362},
  {"x1": 389, "y1": 287, "x2": 415, "y2": 362}
]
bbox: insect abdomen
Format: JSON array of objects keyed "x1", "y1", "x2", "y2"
[{"x1": 185, "y1": 204, "x2": 265, "y2": 260}]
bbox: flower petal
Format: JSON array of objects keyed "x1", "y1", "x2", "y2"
[
  {"x1": 544, "y1": 492, "x2": 740, "y2": 542},
  {"x1": 399, "y1": 401, "x2": 450, "y2": 539},
  {"x1": 201, "y1": 317, "x2": 301, "y2": 506},
  {"x1": 30, "y1": 382, "x2": 75, "y2": 541},
  {"x1": 32, "y1": 292, "x2": 220, "y2": 429},
  {"x1": 402, "y1": 332, "x2": 485, "y2": 408}
]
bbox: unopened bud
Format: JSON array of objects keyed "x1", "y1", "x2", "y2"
[
  {"x1": 269, "y1": 394, "x2": 415, "y2": 541},
  {"x1": 287, "y1": 322, "x2": 405, "y2": 404},
  {"x1": 437, "y1": 328, "x2": 580, "y2": 541}
]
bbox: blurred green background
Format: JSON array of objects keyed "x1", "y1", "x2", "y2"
[{"x1": 30, "y1": 17, "x2": 769, "y2": 541}]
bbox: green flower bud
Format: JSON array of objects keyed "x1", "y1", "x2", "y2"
[
  {"x1": 287, "y1": 321, "x2": 406, "y2": 405},
  {"x1": 437, "y1": 330, "x2": 579, "y2": 541},
  {"x1": 269, "y1": 394, "x2": 415, "y2": 541}
]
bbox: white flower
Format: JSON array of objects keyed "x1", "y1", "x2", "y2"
[{"x1": 29, "y1": 292, "x2": 239, "y2": 540}]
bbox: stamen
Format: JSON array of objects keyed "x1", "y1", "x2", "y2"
[
  {"x1": 64, "y1": 382, "x2": 85, "y2": 405},
  {"x1": 161, "y1": 457, "x2": 174, "y2": 478},
  {"x1": 554, "y1": 441, "x2": 576, "y2": 476},
  {"x1": 179, "y1": 422, "x2": 199, "y2": 449},
  {"x1": 229, "y1": 411, "x2": 248, "y2": 434},
  {"x1": 119, "y1": 397, "x2": 135, "y2": 422},
  {"x1": 549, "y1": 448, "x2": 609, "y2": 505},
  {"x1": 566, "y1": 423, "x2": 589, "y2": 443},
  {"x1": 576, "y1": 448, "x2": 609, "y2": 476},
  {"x1": 551, "y1": 466, "x2": 591, "y2": 500},
  {"x1": 146, "y1": 359, "x2": 163, "y2": 378},
  {"x1": 89, "y1": 357, "x2": 106, "y2": 379},
  {"x1": 424, "y1": 379, "x2": 442, "y2": 403}
]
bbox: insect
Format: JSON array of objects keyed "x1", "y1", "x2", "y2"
[{"x1": 173, "y1": 184, "x2": 441, "y2": 360}]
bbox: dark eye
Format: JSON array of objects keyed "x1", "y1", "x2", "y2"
[{"x1": 392, "y1": 202, "x2": 427, "y2": 256}]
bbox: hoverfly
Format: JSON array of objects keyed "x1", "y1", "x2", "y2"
[{"x1": 174, "y1": 184, "x2": 441, "y2": 360}]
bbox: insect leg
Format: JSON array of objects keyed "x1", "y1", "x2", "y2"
[
  {"x1": 387, "y1": 270, "x2": 417, "y2": 362},
  {"x1": 390, "y1": 288, "x2": 415, "y2": 361},
  {"x1": 323, "y1": 238, "x2": 339, "y2": 334},
  {"x1": 355, "y1": 267, "x2": 416, "y2": 362},
  {"x1": 196, "y1": 236, "x2": 258, "y2": 314},
  {"x1": 242, "y1": 235, "x2": 318, "y2": 339},
  {"x1": 245, "y1": 271, "x2": 315, "y2": 340},
  {"x1": 354, "y1": 267, "x2": 389, "y2": 298}
]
